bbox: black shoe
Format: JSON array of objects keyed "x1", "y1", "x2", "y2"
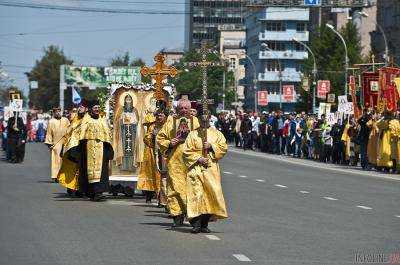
[
  {"x1": 66, "y1": 189, "x2": 74, "y2": 196},
  {"x1": 90, "y1": 194, "x2": 106, "y2": 202},
  {"x1": 171, "y1": 215, "x2": 182, "y2": 229},
  {"x1": 200, "y1": 227, "x2": 211, "y2": 233},
  {"x1": 191, "y1": 227, "x2": 201, "y2": 234}
]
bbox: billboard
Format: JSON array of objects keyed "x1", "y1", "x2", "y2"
[
  {"x1": 64, "y1": 66, "x2": 141, "y2": 88},
  {"x1": 258, "y1": 91, "x2": 268, "y2": 106}
]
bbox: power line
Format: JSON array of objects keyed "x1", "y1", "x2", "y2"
[
  {"x1": 0, "y1": 25, "x2": 183, "y2": 36},
  {"x1": 68, "y1": 0, "x2": 188, "y2": 5},
  {"x1": 0, "y1": 1, "x2": 188, "y2": 14}
]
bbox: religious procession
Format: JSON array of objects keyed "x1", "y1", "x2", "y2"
[{"x1": 2, "y1": 1, "x2": 400, "y2": 264}]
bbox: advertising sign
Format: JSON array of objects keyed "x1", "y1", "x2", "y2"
[
  {"x1": 257, "y1": 91, "x2": 268, "y2": 106},
  {"x1": 283, "y1": 85, "x2": 295, "y2": 102},
  {"x1": 317, "y1": 80, "x2": 331, "y2": 98},
  {"x1": 64, "y1": 66, "x2": 142, "y2": 89}
]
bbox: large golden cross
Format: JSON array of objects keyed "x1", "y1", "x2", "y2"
[{"x1": 140, "y1": 53, "x2": 178, "y2": 102}]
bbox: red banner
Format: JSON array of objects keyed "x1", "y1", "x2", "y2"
[
  {"x1": 257, "y1": 91, "x2": 268, "y2": 106},
  {"x1": 379, "y1": 67, "x2": 400, "y2": 111},
  {"x1": 283, "y1": 85, "x2": 294, "y2": 102},
  {"x1": 317, "y1": 80, "x2": 331, "y2": 98}
]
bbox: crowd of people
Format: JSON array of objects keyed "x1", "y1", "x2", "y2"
[{"x1": 214, "y1": 109, "x2": 400, "y2": 173}]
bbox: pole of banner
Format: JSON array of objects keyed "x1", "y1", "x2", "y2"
[{"x1": 59, "y1": 65, "x2": 65, "y2": 112}]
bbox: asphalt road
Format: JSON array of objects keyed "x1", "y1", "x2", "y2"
[{"x1": 0, "y1": 143, "x2": 399, "y2": 265}]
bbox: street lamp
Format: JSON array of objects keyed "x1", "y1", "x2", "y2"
[
  {"x1": 261, "y1": 43, "x2": 283, "y2": 110},
  {"x1": 244, "y1": 54, "x2": 258, "y2": 112},
  {"x1": 293, "y1": 37, "x2": 317, "y2": 114},
  {"x1": 326, "y1": 23, "x2": 349, "y2": 95},
  {"x1": 357, "y1": 11, "x2": 389, "y2": 66}
]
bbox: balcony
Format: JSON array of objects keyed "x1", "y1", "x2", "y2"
[
  {"x1": 258, "y1": 69, "x2": 302, "y2": 82},
  {"x1": 259, "y1": 50, "x2": 308, "y2": 60},
  {"x1": 259, "y1": 31, "x2": 309, "y2": 42},
  {"x1": 267, "y1": 93, "x2": 297, "y2": 103}
]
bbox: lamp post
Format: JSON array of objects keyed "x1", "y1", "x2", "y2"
[
  {"x1": 357, "y1": 11, "x2": 389, "y2": 66},
  {"x1": 261, "y1": 43, "x2": 282, "y2": 110},
  {"x1": 326, "y1": 23, "x2": 349, "y2": 95},
  {"x1": 293, "y1": 37, "x2": 317, "y2": 113},
  {"x1": 244, "y1": 54, "x2": 257, "y2": 112}
]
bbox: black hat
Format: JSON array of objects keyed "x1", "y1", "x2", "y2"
[{"x1": 87, "y1": 99, "x2": 100, "y2": 109}]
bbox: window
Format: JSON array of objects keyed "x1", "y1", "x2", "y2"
[
  {"x1": 296, "y1": 22, "x2": 306, "y2": 32},
  {"x1": 266, "y1": 60, "x2": 284, "y2": 72},
  {"x1": 265, "y1": 22, "x2": 286, "y2": 31},
  {"x1": 229, "y1": 58, "x2": 236, "y2": 70},
  {"x1": 294, "y1": 42, "x2": 305, "y2": 51},
  {"x1": 265, "y1": 41, "x2": 286, "y2": 51}
]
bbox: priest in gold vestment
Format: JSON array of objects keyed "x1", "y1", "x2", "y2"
[
  {"x1": 45, "y1": 107, "x2": 70, "y2": 181},
  {"x1": 62, "y1": 101, "x2": 114, "y2": 201},
  {"x1": 367, "y1": 115, "x2": 379, "y2": 167},
  {"x1": 137, "y1": 109, "x2": 167, "y2": 203},
  {"x1": 376, "y1": 114, "x2": 394, "y2": 169},
  {"x1": 183, "y1": 114, "x2": 228, "y2": 233},
  {"x1": 156, "y1": 99, "x2": 199, "y2": 228},
  {"x1": 57, "y1": 105, "x2": 87, "y2": 194}
]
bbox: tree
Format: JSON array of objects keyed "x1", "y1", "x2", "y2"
[
  {"x1": 174, "y1": 50, "x2": 235, "y2": 112},
  {"x1": 109, "y1": 52, "x2": 148, "y2": 82},
  {"x1": 297, "y1": 22, "x2": 363, "y2": 112},
  {"x1": 26, "y1": 45, "x2": 73, "y2": 111}
]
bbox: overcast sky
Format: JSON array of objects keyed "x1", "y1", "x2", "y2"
[{"x1": 0, "y1": 0, "x2": 186, "y2": 96}]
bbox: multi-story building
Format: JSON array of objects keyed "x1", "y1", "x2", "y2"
[
  {"x1": 244, "y1": 7, "x2": 309, "y2": 111},
  {"x1": 184, "y1": 0, "x2": 246, "y2": 51},
  {"x1": 160, "y1": 48, "x2": 184, "y2": 66},
  {"x1": 218, "y1": 26, "x2": 246, "y2": 108},
  {"x1": 374, "y1": 0, "x2": 400, "y2": 65}
]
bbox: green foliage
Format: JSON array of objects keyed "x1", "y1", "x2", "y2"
[
  {"x1": 297, "y1": 22, "x2": 364, "y2": 112},
  {"x1": 26, "y1": 45, "x2": 73, "y2": 111},
  {"x1": 174, "y1": 49, "x2": 235, "y2": 111}
]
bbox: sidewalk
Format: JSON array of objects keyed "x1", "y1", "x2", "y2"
[{"x1": 228, "y1": 145, "x2": 400, "y2": 182}]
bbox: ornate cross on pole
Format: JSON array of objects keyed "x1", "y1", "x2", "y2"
[
  {"x1": 186, "y1": 42, "x2": 221, "y2": 156},
  {"x1": 141, "y1": 53, "x2": 178, "y2": 104}
]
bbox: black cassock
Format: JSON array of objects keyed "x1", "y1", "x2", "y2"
[
  {"x1": 68, "y1": 141, "x2": 114, "y2": 196},
  {"x1": 7, "y1": 116, "x2": 26, "y2": 163}
]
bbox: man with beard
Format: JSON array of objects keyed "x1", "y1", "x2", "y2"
[
  {"x1": 183, "y1": 112, "x2": 228, "y2": 234},
  {"x1": 7, "y1": 111, "x2": 26, "y2": 163},
  {"x1": 45, "y1": 107, "x2": 70, "y2": 182},
  {"x1": 156, "y1": 98, "x2": 200, "y2": 228},
  {"x1": 76, "y1": 101, "x2": 114, "y2": 201},
  {"x1": 138, "y1": 108, "x2": 168, "y2": 204}
]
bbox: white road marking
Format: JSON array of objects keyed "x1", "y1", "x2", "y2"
[
  {"x1": 205, "y1": 235, "x2": 220, "y2": 241},
  {"x1": 395, "y1": 215, "x2": 400, "y2": 218},
  {"x1": 238, "y1": 175, "x2": 248, "y2": 178},
  {"x1": 106, "y1": 200, "x2": 136, "y2": 206},
  {"x1": 274, "y1": 184, "x2": 287, "y2": 188},
  {"x1": 357, "y1": 205, "x2": 373, "y2": 210},
  {"x1": 224, "y1": 171, "x2": 233, "y2": 175},
  {"x1": 233, "y1": 254, "x2": 252, "y2": 262},
  {"x1": 323, "y1": 197, "x2": 338, "y2": 201},
  {"x1": 299, "y1": 190, "x2": 310, "y2": 194},
  {"x1": 256, "y1": 179, "x2": 266, "y2": 182}
]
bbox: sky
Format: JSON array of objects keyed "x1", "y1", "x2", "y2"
[{"x1": 0, "y1": 0, "x2": 186, "y2": 97}]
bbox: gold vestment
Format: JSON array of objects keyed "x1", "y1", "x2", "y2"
[
  {"x1": 156, "y1": 115, "x2": 199, "y2": 216},
  {"x1": 183, "y1": 128, "x2": 228, "y2": 221}
]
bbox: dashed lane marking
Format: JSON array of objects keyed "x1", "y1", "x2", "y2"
[
  {"x1": 256, "y1": 179, "x2": 266, "y2": 182},
  {"x1": 238, "y1": 175, "x2": 248, "y2": 178},
  {"x1": 395, "y1": 215, "x2": 400, "y2": 218},
  {"x1": 299, "y1": 190, "x2": 310, "y2": 194},
  {"x1": 357, "y1": 205, "x2": 373, "y2": 210},
  {"x1": 323, "y1": 197, "x2": 338, "y2": 201},
  {"x1": 233, "y1": 254, "x2": 252, "y2": 262},
  {"x1": 274, "y1": 184, "x2": 287, "y2": 188},
  {"x1": 224, "y1": 171, "x2": 233, "y2": 175},
  {"x1": 205, "y1": 235, "x2": 220, "y2": 241}
]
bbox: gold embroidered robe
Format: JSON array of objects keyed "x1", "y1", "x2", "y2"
[
  {"x1": 183, "y1": 128, "x2": 228, "y2": 221},
  {"x1": 156, "y1": 115, "x2": 199, "y2": 216},
  {"x1": 45, "y1": 117, "x2": 70, "y2": 179},
  {"x1": 367, "y1": 119, "x2": 379, "y2": 165},
  {"x1": 80, "y1": 116, "x2": 112, "y2": 184},
  {"x1": 57, "y1": 114, "x2": 88, "y2": 190},
  {"x1": 389, "y1": 119, "x2": 400, "y2": 169},
  {"x1": 137, "y1": 122, "x2": 161, "y2": 192},
  {"x1": 376, "y1": 119, "x2": 393, "y2": 168}
]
